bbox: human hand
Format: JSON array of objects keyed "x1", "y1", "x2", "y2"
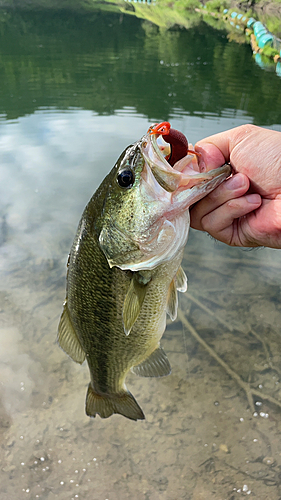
[{"x1": 190, "y1": 124, "x2": 281, "y2": 248}]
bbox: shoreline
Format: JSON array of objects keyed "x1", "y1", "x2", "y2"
[
  {"x1": 231, "y1": 0, "x2": 281, "y2": 19},
  {"x1": 0, "y1": 0, "x2": 280, "y2": 42}
]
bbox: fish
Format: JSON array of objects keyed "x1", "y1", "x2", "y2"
[{"x1": 57, "y1": 123, "x2": 231, "y2": 421}]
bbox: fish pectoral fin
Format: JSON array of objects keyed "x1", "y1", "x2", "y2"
[
  {"x1": 131, "y1": 346, "x2": 171, "y2": 377},
  {"x1": 122, "y1": 275, "x2": 148, "y2": 336},
  {"x1": 57, "y1": 302, "x2": 86, "y2": 364},
  {"x1": 85, "y1": 384, "x2": 145, "y2": 421},
  {"x1": 175, "y1": 266, "x2": 188, "y2": 293},
  {"x1": 166, "y1": 279, "x2": 178, "y2": 321}
]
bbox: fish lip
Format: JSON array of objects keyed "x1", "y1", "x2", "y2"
[{"x1": 141, "y1": 132, "x2": 232, "y2": 193}]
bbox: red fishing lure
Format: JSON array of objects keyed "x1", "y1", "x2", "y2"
[{"x1": 148, "y1": 121, "x2": 199, "y2": 167}]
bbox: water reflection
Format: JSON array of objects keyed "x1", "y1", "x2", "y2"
[
  {"x1": 1, "y1": 108, "x2": 266, "y2": 271},
  {"x1": 1, "y1": 109, "x2": 281, "y2": 500},
  {"x1": 0, "y1": 10, "x2": 281, "y2": 124}
]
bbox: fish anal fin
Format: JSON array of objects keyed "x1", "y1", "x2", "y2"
[
  {"x1": 175, "y1": 266, "x2": 188, "y2": 293},
  {"x1": 131, "y1": 346, "x2": 171, "y2": 378},
  {"x1": 122, "y1": 275, "x2": 148, "y2": 336},
  {"x1": 57, "y1": 302, "x2": 85, "y2": 364},
  {"x1": 166, "y1": 279, "x2": 178, "y2": 321},
  {"x1": 85, "y1": 384, "x2": 145, "y2": 421}
]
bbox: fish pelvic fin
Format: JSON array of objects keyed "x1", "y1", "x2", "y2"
[
  {"x1": 166, "y1": 278, "x2": 178, "y2": 321},
  {"x1": 131, "y1": 346, "x2": 171, "y2": 377},
  {"x1": 57, "y1": 301, "x2": 86, "y2": 364},
  {"x1": 122, "y1": 274, "x2": 149, "y2": 336},
  {"x1": 175, "y1": 266, "x2": 188, "y2": 293},
  {"x1": 85, "y1": 384, "x2": 145, "y2": 421},
  {"x1": 166, "y1": 267, "x2": 187, "y2": 322}
]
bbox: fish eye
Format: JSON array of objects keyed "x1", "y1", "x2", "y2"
[{"x1": 117, "y1": 169, "x2": 135, "y2": 189}]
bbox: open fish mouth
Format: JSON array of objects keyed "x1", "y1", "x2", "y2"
[
  {"x1": 141, "y1": 130, "x2": 231, "y2": 195},
  {"x1": 99, "y1": 125, "x2": 231, "y2": 273}
]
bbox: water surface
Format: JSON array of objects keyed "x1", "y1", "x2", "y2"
[{"x1": 1, "y1": 8, "x2": 281, "y2": 500}]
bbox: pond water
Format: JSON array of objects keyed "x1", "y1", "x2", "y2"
[{"x1": 1, "y1": 7, "x2": 281, "y2": 500}]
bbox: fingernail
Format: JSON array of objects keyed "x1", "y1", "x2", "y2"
[
  {"x1": 197, "y1": 156, "x2": 206, "y2": 173},
  {"x1": 246, "y1": 194, "x2": 261, "y2": 204},
  {"x1": 226, "y1": 174, "x2": 246, "y2": 190}
]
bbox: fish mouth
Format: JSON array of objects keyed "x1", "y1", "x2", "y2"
[
  {"x1": 100, "y1": 128, "x2": 231, "y2": 273},
  {"x1": 141, "y1": 132, "x2": 231, "y2": 195}
]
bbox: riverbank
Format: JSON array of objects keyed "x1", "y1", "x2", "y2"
[
  {"x1": 221, "y1": 0, "x2": 281, "y2": 36},
  {"x1": 0, "y1": 0, "x2": 280, "y2": 36},
  {"x1": 0, "y1": 0, "x2": 280, "y2": 67},
  {"x1": 231, "y1": 0, "x2": 281, "y2": 19}
]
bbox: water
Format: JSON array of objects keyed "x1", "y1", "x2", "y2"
[{"x1": 1, "y1": 8, "x2": 281, "y2": 500}]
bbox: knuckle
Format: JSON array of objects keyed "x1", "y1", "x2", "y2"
[
  {"x1": 226, "y1": 199, "x2": 242, "y2": 210},
  {"x1": 207, "y1": 184, "x2": 224, "y2": 202},
  {"x1": 201, "y1": 215, "x2": 211, "y2": 232},
  {"x1": 232, "y1": 124, "x2": 259, "y2": 144},
  {"x1": 238, "y1": 123, "x2": 257, "y2": 134}
]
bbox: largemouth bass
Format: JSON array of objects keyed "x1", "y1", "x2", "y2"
[{"x1": 58, "y1": 124, "x2": 231, "y2": 421}]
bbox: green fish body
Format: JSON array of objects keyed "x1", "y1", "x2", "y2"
[{"x1": 58, "y1": 128, "x2": 231, "y2": 420}]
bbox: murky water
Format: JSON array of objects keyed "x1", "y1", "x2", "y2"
[{"x1": 1, "y1": 8, "x2": 281, "y2": 500}]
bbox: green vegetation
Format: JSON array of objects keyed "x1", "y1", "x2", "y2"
[
  {"x1": 173, "y1": 0, "x2": 201, "y2": 11},
  {"x1": 264, "y1": 16, "x2": 281, "y2": 37},
  {"x1": 262, "y1": 44, "x2": 279, "y2": 58},
  {"x1": 120, "y1": 2, "x2": 200, "y2": 29},
  {"x1": 249, "y1": 0, "x2": 281, "y2": 3},
  {"x1": 205, "y1": 0, "x2": 229, "y2": 13}
]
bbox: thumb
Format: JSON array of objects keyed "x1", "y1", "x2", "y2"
[
  {"x1": 195, "y1": 142, "x2": 227, "y2": 171},
  {"x1": 194, "y1": 127, "x2": 239, "y2": 171},
  {"x1": 194, "y1": 124, "x2": 267, "y2": 174}
]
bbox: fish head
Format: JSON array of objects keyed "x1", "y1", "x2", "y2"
[
  {"x1": 98, "y1": 139, "x2": 172, "y2": 271},
  {"x1": 97, "y1": 127, "x2": 231, "y2": 272}
]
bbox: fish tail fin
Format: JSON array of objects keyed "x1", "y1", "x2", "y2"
[{"x1": 85, "y1": 384, "x2": 145, "y2": 421}]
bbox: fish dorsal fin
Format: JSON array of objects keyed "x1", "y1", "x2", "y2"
[
  {"x1": 57, "y1": 302, "x2": 85, "y2": 364},
  {"x1": 122, "y1": 274, "x2": 149, "y2": 336},
  {"x1": 131, "y1": 346, "x2": 171, "y2": 377},
  {"x1": 166, "y1": 278, "x2": 178, "y2": 321},
  {"x1": 175, "y1": 266, "x2": 188, "y2": 292}
]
